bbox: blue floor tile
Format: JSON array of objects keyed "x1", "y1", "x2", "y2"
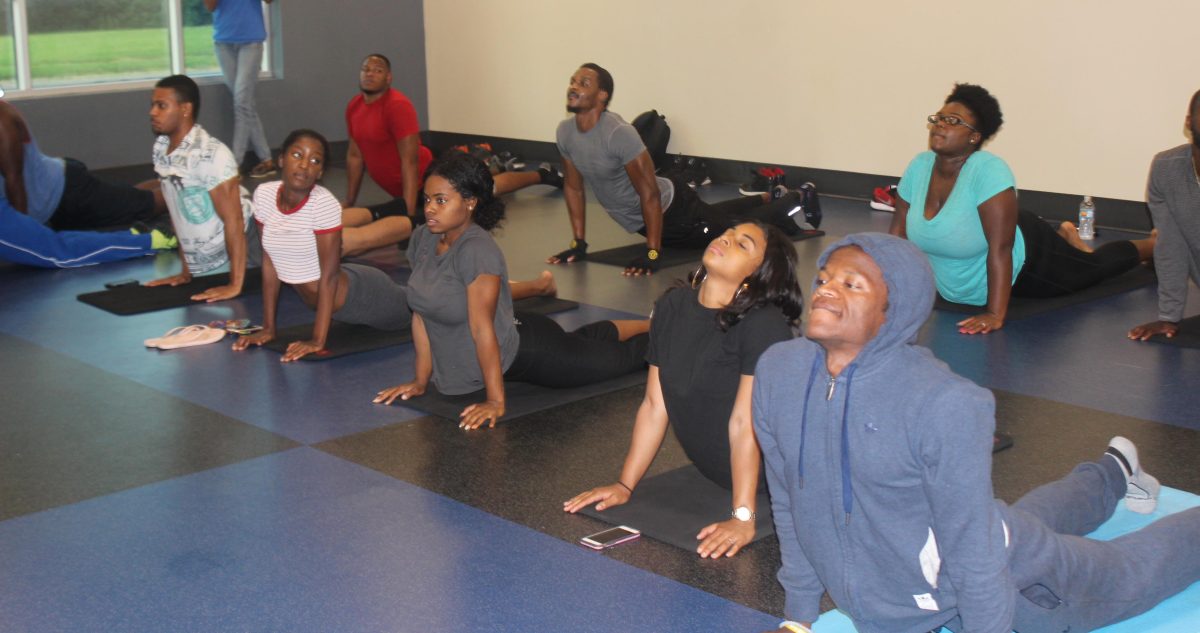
[{"x1": 0, "y1": 447, "x2": 776, "y2": 633}]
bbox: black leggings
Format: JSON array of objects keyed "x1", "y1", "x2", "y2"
[
  {"x1": 503, "y1": 312, "x2": 648, "y2": 388},
  {"x1": 649, "y1": 175, "x2": 803, "y2": 249},
  {"x1": 50, "y1": 158, "x2": 156, "y2": 230},
  {"x1": 1012, "y1": 209, "x2": 1140, "y2": 298}
]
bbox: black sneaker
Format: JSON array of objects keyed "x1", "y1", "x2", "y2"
[
  {"x1": 498, "y1": 151, "x2": 525, "y2": 172},
  {"x1": 685, "y1": 157, "x2": 711, "y2": 189},
  {"x1": 739, "y1": 166, "x2": 778, "y2": 196},
  {"x1": 799, "y1": 182, "x2": 822, "y2": 229}
]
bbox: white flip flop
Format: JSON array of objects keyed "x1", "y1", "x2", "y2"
[
  {"x1": 157, "y1": 325, "x2": 228, "y2": 350},
  {"x1": 144, "y1": 325, "x2": 205, "y2": 348}
]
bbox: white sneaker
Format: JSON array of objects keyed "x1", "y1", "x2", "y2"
[{"x1": 1106, "y1": 436, "x2": 1160, "y2": 514}]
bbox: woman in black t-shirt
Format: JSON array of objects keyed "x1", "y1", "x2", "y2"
[{"x1": 564, "y1": 220, "x2": 803, "y2": 558}]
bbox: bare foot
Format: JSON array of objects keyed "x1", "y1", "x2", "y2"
[
  {"x1": 1058, "y1": 221, "x2": 1093, "y2": 253},
  {"x1": 535, "y1": 270, "x2": 557, "y2": 297}
]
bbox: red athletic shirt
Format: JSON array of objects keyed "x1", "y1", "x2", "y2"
[{"x1": 345, "y1": 88, "x2": 433, "y2": 199}]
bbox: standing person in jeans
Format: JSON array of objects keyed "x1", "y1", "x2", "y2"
[{"x1": 205, "y1": 0, "x2": 275, "y2": 179}]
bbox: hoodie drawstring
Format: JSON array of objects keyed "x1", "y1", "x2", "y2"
[
  {"x1": 840, "y1": 364, "x2": 857, "y2": 523},
  {"x1": 796, "y1": 355, "x2": 821, "y2": 489}
]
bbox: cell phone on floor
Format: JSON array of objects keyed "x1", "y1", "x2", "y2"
[
  {"x1": 580, "y1": 526, "x2": 641, "y2": 550},
  {"x1": 104, "y1": 279, "x2": 139, "y2": 289}
]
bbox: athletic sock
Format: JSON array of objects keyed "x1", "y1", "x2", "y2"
[
  {"x1": 1105, "y1": 436, "x2": 1160, "y2": 514},
  {"x1": 538, "y1": 163, "x2": 564, "y2": 189}
]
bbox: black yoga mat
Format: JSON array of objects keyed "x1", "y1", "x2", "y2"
[
  {"x1": 78, "y1": 269, "x2": 263, "y2": 315},
  {"x1": 396, "y1": 370, "x2": 647, "y2": 422},
  {"x1": 1143, "y1": 314, "x2": 1200, "y2": 349},
  {"x1": 263, "y1": 322, "x2": 413, "y2": 360},
  {"x1": 264, "y1": 296, "x2": 581, "y2": 361},
  {"x1": 580, "y1": 464, "x2": 774, "y2": 552},
  {"x1": 934, "y1": 265, "x2": 1157, "y2": 320},
  {"x1": 587, "y1": 230, "x2": 825, "y2": 269}
]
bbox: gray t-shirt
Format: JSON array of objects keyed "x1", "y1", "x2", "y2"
[
  {"x1": 1147, "y1": 144, "x2": 1200, "y2": 322},
  {"x1": 406, "y1": 224, "x2": 519, "y2": 395},
  {"x1": 556, "y1": 111, "x2": 674, "y2": 233}
]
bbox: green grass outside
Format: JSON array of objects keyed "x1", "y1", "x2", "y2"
[{"x1": 0, "y1": 25, "x2": 222, "y2": 87}]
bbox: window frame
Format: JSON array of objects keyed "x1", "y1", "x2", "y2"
[{"x1": 3, "y1": 0, "x2": 275, "y2": 99}]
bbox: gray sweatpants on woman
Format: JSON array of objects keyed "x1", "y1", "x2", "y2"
[
  {"x1": 999, "y1": 457, "x2": 1200, "y2": 633},
  {"x1": 334, "y1": 263, "x2": 412, "y2": 331}
]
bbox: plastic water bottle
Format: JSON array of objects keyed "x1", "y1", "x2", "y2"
[{"x1": 1078, "y1": 195, "x2": 1095, "y2": 240}]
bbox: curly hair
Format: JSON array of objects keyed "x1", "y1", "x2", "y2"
[
  {"x1": 945, "y1": 83, "x2": 1003, "y2": 144},
  {"x1": 687, "y1": 220, "x2": 805, "y2": 335},
  {"x1": 424, "y1": 152, "x2": 506, "y2": 231}
]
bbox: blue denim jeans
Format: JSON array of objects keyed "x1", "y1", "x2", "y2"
[
  {"x1": 214, "y1": 41, "x2": 270, "y2": 163},
  {"x1": 1001, "y1": 458, "x2": 1200, "y2": 632}
]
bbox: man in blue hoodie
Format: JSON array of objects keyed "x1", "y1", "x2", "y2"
[{"x1": 754, "y1": 233, "x2": 1200, "y2": 633}]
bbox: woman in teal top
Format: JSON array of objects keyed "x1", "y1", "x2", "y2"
[{"x1": 889, "y1": 83, "x2": 1156, "y2": 334}]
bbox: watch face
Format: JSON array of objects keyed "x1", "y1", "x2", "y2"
[
  {"x1": 733, "y1": 506, "x2": 753, "y2": 522},
  {"x1": 647, "y1": 249, "x2": 659, "y2": 260}
]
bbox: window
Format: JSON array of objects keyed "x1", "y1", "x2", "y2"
[{"x1": 3, "y1": 0, "x2": 271, "y2": 95}]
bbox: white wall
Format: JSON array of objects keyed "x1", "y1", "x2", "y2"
[{"x1": 425, "y1": 0, "x2": 1197, "y2": 201}]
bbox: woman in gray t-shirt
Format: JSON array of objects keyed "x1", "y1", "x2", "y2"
[{"x1": 374, "y1": 153, "x2": 650, "y2": 429}]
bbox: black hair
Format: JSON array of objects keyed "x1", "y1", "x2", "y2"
[
  {"x1": 1189, "y1": 89, "x2": 1200, "y2": 118},
  {"x1": 424, "y1": 152, "x2": 506, "y2": 231},
  {"x1": 580, "y1": 62, "x2": 614, "y2": 108},
  {"x1": 687, "y1": 220, "x2": 805, "y2": 334},
  {"x1": 155, "y1": 74, "x2": 200, "y2": 120},
  {"x1": 280, "y1": 128, "x2": 331, "y2": 165},
  {"x1": 363, "y1": 53, "x2": 391, "y2": 70},
  {"x1": 945, "y1": 82, "x2": 1003, "y2": 144}
]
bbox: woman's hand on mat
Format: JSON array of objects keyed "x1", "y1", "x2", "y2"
[
  {"x1": 281, "y1": 339, "x2": 325, "y2": 362},
  {"x1": 562, "y1": 483, "x2": 631, "y2": 513},
  {"x1": 696, "y1": 518, "x2": 755, "y2": 558},
  {"x1": 459, "y1": 400, "x2": 505, "y2": 430},
  {"x1": 957, "y1": 312, "x2": 1004, "y2": 335},
  {"x1": 1128, "y1": 320, "x2": 1179, "y2": 341},
  {"x1": 374, "y1": 382, "x2": 427, "y2": 405},
  {"x1": 191, "y1": 283, "x2": 241, "y2": 303},
  {"x1": 232, "y1": 330, "x2": 274, "y2": 351},
  {"x1": 146, "y1": 272, "x2": 192, "y2": 288}
]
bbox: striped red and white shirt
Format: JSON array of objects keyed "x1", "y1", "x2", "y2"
[{"x1": 253, "y1": 181, "x2": 342, "y2": 284}]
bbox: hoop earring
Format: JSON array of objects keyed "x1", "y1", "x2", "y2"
[
  {"x1": 690, "y1": 265, "x2": 706, "y2": 289},
  {"x1": 732, "y1": 282, "x2": 749, "y2": 303}
]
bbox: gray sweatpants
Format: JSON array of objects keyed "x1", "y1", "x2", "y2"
[{"x1": 1000, "y1": 458, "x2": 1200, "y2": 633}]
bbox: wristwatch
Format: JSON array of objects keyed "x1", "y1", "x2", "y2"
[
  {"x1": 732, "y1": 506, "x2": 755, "y2": 522},
  {"x1": 646, "y1": 248, "x2": 659, "y2": 261}
]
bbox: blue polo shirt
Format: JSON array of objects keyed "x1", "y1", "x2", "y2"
[{"x1": 213, "y1": 0, "x2": 266, "y2": 44}]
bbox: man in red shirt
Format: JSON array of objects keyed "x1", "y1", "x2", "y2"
[{"x1": 345, "y1": 53, "x2": 432, "y2": 218}]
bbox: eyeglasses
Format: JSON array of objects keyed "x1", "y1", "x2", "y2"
[{"x1": 927, "y1": 113, "x2": 978, "y2": 133}]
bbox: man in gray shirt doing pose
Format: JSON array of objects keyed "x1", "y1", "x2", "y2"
[
  {"x1": 1129, "y1": 88, "x2": 1200, "y2": 341},
  {"x1": 548, "y1": 63, "x2": 819, "y2": 276}
]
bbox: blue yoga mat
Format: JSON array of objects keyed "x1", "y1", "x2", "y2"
[{"x1": 811, "y1": 486, "x2": 1200, "y2": 633}]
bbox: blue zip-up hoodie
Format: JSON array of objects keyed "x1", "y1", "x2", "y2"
[{"x1": 754, "y1": 233, "x2": 1014, "y2": 633}]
